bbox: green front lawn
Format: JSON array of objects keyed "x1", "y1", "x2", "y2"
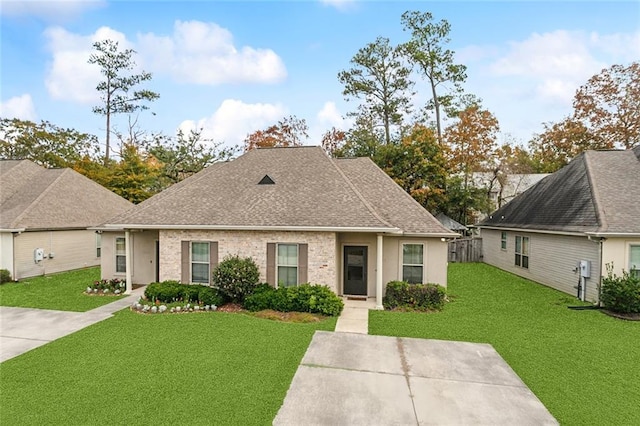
[
  {"x1": 370, "y1": 263, "x2": 640, "y2": 425},
  {"x1": 0, "y1": 267, "x2": 123, "y2": 311},
  {"x1": 0, "y1": 310, "x2": 336, "y2": 424}
]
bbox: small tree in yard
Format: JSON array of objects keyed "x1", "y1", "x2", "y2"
[{"x1": 212, "y1": 255, "x2": 260, "y2": 304}]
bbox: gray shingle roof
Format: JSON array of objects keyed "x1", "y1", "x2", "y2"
[
  {"x1": 0, "y1": 160, "x2": 133, "y2": 230},
  {"x1": 480, "y1": 148, "x2": 640, "y2": 234},
  {"x1": 105, "y1": 146, "x2": 456, "y2": 236}
]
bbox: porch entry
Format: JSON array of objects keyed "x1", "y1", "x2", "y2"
[{"x1": 343, "y1": 246, "x2": 368, "y2": 296}]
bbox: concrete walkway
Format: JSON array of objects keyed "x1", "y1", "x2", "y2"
[
  {"x1": 334, "y1": 297, "x2": 376, "y2": 334},
  {"x1": 0, "y1": 288, "x2": 144, "y2": 363},
  {"x1": 274, "y1": 331, "x2": 558, "y2": 425}
]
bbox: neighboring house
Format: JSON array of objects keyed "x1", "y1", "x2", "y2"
[
  {"x1": 0, "y1": 160, "x2": 133, "y2": 280},
  {"x1": 473, "y1": 172, "x2": 550, "y2": 222},
  {"x1": 98, "y1": 146, "x2": 457, "y2": 307},
  {"x1": 478, "y1": 147, "x2": 640, "y2": 303},
  {"x1": 435, "y1": 212, "x2": 468, "y2": 235}
]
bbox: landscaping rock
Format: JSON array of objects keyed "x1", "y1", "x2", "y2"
[
  {"x1": 176, "y1": 306, "x2": 182, "y2": 312},
  {"x1": 159, "y1": 305, "x2": 167, "y2": 313},
  {"x1": 87, "y1": 287, "x2": 92, "y2": 293},
  {"x1": 204, "y1": 305, "x2": 210, "y2": 311},
  {"x1": 151, "y1": 306, "x2": 158, "y2": 314}
]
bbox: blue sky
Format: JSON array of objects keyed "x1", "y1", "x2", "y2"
[{"x1": 1, "y1": 0, "x2": 639, "y2": 153}]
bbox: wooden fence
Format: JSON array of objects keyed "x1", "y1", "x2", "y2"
[{"x1": 448, "y1": 238, "x2": 483, "y2": 263}]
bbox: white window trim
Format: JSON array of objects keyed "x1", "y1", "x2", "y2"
[
  {"x1": 515, "y1": 235, "x2": 530, "y2": 269},
  {"x1": 629, "y1": 243, "x2": 640, "y2": 278},
  {"x1": 190, "y1": 241, "x2": 210, "y2": 285},
  {"x1": 115, "y1": 236, "x2": 126, "y2": 274},
  {"x1": 96, "y1": 233, "x2": 102, "y2": 258},
  {"x1": 276, "y1": 243, "x2": 298, "y2": 288},
  {"x1": 399, "y1": 242, "x2": 425, "y2": 284},
  {"x1": 500, "y1": 231, "x2": 507, "y2": 251}
]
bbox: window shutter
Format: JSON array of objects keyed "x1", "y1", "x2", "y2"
[
  {"x1": 210, "y1": 242, "x2": 219, "y2": 271},
  {"x1": 298, "y1": 243, "x2": 308, "y2": 284},
  {"x1": 181, "y1": 241, "x2": 190, "y2": 283},
  {"x1": 266, "y1": 243, "x2": 276, "y2": 287}
]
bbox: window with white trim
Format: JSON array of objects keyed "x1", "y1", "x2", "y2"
[
  {"x1": 630, "y1": 245, "x2": 640, "y2": 279},
  {"x1": 277, "y1": 244, "x2": 298, "y2": 287},
  {"x1": 96, "y1": 233, "x2": 102, "y2": 258},
  {"x1": 402, "y1": 244, "x2": 424, "y2": 284},
  {"x1": 515, "y1": 236, "x2": 529, "y2": 268},
  {"x1": 500, "y1": 231, "x2": 507, "y2": 250},
  {"x1": 115, "y1": 237, "x2": 126, "y2": 273},
  {"x1": 191, "y1": 242, "x2": 210, "y2": 284}
]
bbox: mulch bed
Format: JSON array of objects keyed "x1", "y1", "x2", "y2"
[{"x1": 601, "y1": 310, "x2": 640, "y2": 321}]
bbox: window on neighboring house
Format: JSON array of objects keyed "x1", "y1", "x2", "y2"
[
  {"x1": 501, "y1": 231, "x2": 507, "y2": 250},
  {"x1": 191, "y1": 242, "x2": 210, "y2": 284},
  {"x1": 115, "y1": 237, "x2": 126, "y2": 273},
  {"x1": 96, "y1": 233, "x2": 102, "y2": 258},
  {"x1": 630, "y1": 245, "x2": 640, "y2": 279},
  {"x1": 515, "y1": 236, "x2": 529, "y2": 268},
  {"x1": 277, "y1": 244, "x2": 298, "y2": 287},
  {"x1": 402, "y1": 244, "x2": 424, "y2": 284}
]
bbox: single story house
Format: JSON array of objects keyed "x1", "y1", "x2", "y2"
[
  {"x1": 0, "y1": 159, "x2": 133, "y2": 279},
  {"x1": 98, "y1": 146, "x2": 457, "y2": 308},
  {"x1": 478, "y1": 146, "x2": 640, "y2": 303},
  {"x1": 435, "y1": 212, "x2": 468, "y2": 235}
]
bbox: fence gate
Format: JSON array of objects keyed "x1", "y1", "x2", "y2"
[{"x1": 448, "y1": 238, "x2": 482, "y2": 263}]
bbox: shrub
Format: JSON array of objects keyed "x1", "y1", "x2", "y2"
[
  {"x1": 383, "y1": 280, "x2": 446, "y2": 311},
  {"x1": 601, "y1": 269, "x2": 640, "y2": 314},
  {"x1": 212, "y1": 255, "x2": 260, "y2": 303},
  {"x1": 0, "y1": 269, "x2": 12, "y2": 284},
  {"x1": 144, "y1": 280, "x2": 223, "y2": 306},
  {"x1": 243, "y1": 283, "x2": 344, "y2": 316}
]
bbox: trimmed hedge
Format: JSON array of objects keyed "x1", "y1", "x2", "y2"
[
  {"x1": 244, "y1": 283, "x2": 344, "y2": 316},
  {"x1": 212, "y1": 255, "x2": 260, "y2": 303},
  {"x1": 601, "y1": 270, "x2": 640, "y2": 314},
  {"x1": 145, "y1": 280, "x2": 223, "y2": 307},
  {"x1": 383, "y1": 280, "x2": 446, "y2": 311}
]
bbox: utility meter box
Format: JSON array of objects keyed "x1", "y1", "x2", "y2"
[
  {"x1": 34, "y1": 248, "x2": 45, "y2": 263},
  {"x1": 579, "y1": 260, "x2": 591, "y2": 278}
]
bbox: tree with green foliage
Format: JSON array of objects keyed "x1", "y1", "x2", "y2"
[
  {"x1": 401, "y1": 10, "x2": 467, "y2": 145},
  {"x1": 0, "y1": 118, "x2": 98, "y2": 168},
  {"x1": 106, "y1": 143, "x2": 162, "y2": 204},
  {"x1": 89, "y1": 39, "x2": 159, "y2": 165},
  {"x1": 338, "y1": 37, "x2": 413, "y2": 145}
]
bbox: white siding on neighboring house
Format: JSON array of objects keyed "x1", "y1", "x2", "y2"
[
  {"x1": 482, "y1": 229, "x2": 601, "y2": 302},
  {"x1": 0, "y1": 232, "x2": 14, "y2": 277},
  {"x1": 12, "y1": 230, "x2": 100, "y2": 279}
]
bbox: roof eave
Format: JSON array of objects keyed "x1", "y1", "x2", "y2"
[
  {"x1": 98, "y1": 224, "x2": 403, "y2": 234},
  {"x1": 0, "y1": 228, "x2": 26, "y2": 233},
  {"x1": 585, "y1": 232, "x2": 640, "y2": 238},
  {"x1": 478, "y1": 225, "x2": 588, "y2": 237}
]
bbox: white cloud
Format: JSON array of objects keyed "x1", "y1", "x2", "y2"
[
  {"x1": 44, "y1": 26, "x2": 131, "y2": 104},
  {"x1": 320, "y1": 0, "x2": 358, "y2": 12},
  {"x1": 137, "y1": 20, "x2": 287, "y2": 85},
  {"x1": 0, "y1": 0, "x2": 106, "y2": 21},
  {"x1": 316, "y1": 101, "x2": 346, "y2": 129},
  {"x1": 0, "y1": 94, "x2": 37, "y2": 120},
  {"x1": 178, "y1": 99, "x2": 287, "y2": 148}
]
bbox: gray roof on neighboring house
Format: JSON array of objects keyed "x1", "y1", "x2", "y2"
[
  {"x1": 0, "y1": 160, "x2": 133, "y2": 230},
  {"x1": 104, "y1": 146, "x2": 456, "y2": 236},
  {"x1": 435, "y1": 212, "x2": 468, "y2": 233},
  {"x1": 479, "y1": 148, "x2": 640, "y2": 235}
]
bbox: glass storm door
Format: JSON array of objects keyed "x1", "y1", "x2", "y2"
[{"x1": 344, "y1": 246, "x2": 367, "y2": 296}]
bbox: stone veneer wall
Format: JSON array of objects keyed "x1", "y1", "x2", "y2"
[{"x1": 159, "y1": 230, "x2": 338, "y2": 292}]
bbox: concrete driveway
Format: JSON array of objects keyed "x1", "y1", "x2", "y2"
[{"x1": 274, "y1": 331, "x2": 558, "y2": 425}]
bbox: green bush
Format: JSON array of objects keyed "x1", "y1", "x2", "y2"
[
  {"x1": 212, "y1": 255, "x2": 260, "y2": 303},
  {"x1": 0, "y1": 269, "x2": 12, "y2": 284},
  {"x1": 144, "y1": 281, "x2": 222, "y2": 306},
  {"x1": 243, "y1": 283, "x2": 344, "y2": 316},
  {"x1": 383, "y1": 280, "x2": 446, "y2": 311},
  {"x1": 601, "y1": 270, "x2": 640, "y2": 314}
]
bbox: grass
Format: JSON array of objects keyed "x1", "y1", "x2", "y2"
[
  {"x1": 370, "y1": 263, "x2": 640, "y2": 426},
  {"x1": 0, "y1": 267, "x2": 123, "y2": 312},
  {"x1": 0, "y1": 309, "x2": 336, "y2": 425}
]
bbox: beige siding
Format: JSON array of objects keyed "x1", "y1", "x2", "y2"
[
  {"x1": 0, "y1": 232, "x2": 14, "y2": 277},
  {"x1": 100, "y1": 230, "x2": 158, "y2": 284},
  {"x1": 482, "y1": 229, "x2": 601, "y2": 302},
  {"x1": 337, "y1": 233, "x2": 448, "y2": 296},
  {"x1": 13, "y1": 230, "x2": 100, "y2": 279},
  {"x1": 159, "y1": 230, "x2": 338, "y2": 292},
  {"x1": 602, "y1": 238, "x2": 640, "y2": 276}
]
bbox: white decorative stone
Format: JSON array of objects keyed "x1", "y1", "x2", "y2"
[
  {"x1": 103, "y1": 289, "x2": 109, "y2": 294},
  {"x1": 170, "y1": 307, "x2": 176, "y2": 313},
  {"x1": 194, "y1": 305, "x2": 200, "y2": 311},
  {"x1": 159, "y1": 305, "x2": 167, "y2": 313},
  {"x1": 87, "y1": 287, "x2": 92, "y2": 293},
  {"x1": 93, "y1": 288, "x2": 98, "y2": 293},
  {"x1": 176, "y1": 306, "x2": 182, "y2": 312},
  {"x1": 211, "y1": 305, "x2": 217, "y2": 311},
  {"x1": 114, "y1": 289, "x2": 121, "y2": 294},
  {"x1": 204, "y1": 305, "x2": 210, "y2": 311},
  {"x1": 151, "y1": 306, "x2": 158, "y2": 313}
]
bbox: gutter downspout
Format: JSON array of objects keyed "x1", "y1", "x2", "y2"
[
  {"x1": 125, "y1": 230, "x2": 132, "y2": 295},
  {"x1": 376, "y1": 234, "x2": 383, "y2": 310}
]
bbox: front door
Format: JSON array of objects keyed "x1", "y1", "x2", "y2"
[{"x1": 343, "y1": 246, "x2": 367, "y2": 296}]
